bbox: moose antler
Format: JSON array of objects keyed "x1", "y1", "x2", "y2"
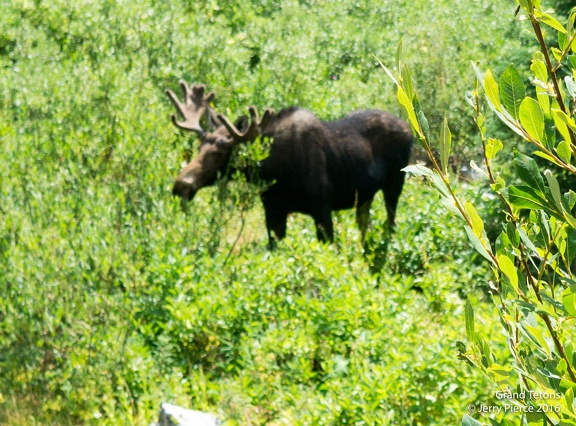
[
  {"x1": 165, "y1": 81, "x2": 215, "y2": 135},
  {"x1": 217, "y1": 106, "x2": 275, "y2": 143}
]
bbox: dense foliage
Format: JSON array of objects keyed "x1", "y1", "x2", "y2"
[
  {"x1": 0, "y1": 0, "x2": 531, "y2": 424},
  {"x1": 388, "y1": 1, "x2": 576, "y2": 424}
]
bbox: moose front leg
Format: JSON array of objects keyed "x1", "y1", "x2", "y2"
[
  {"x1": 264, "y1": 208, "x2": 287, "y2": 249},
  {"x1": 355, "y1": 198, "x2": 373, "y2": 244}
]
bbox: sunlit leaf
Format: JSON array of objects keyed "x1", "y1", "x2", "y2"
[
  {"x1": 465, "y1": 299, "x2": 475, "y2": 340},
  {"x1": 519, "y1": 97, "x2": 545, "y2": 142},
  {"x1": 552, "y1": 108, "x2": 576, "y2": 132},
  {"x1": 556, "y1": 140, "x2": 572, "y2": 164},
  {"x1": 484, "y1": 69, "x2": 502, "y2": 112},
  {"x1": 536, "y1": 11, "x2": 568, "y2": 34},
  {"x1": 524, "y1": 323, "x2": 552, "y2": 357},
  {"x1": 552, "y1": 109, "x2": 572, "y2": 144},
  {"x1": 403, "y1": 164, "x2": 433, "y2": 177},
  {"x1": 497, "y1": 254, "x2": 518, "y2": 290},
  {"x1": 397, "y1": 86, "x2": 420, "y2": 137},
  {"x1": 440, "y1": 117, "x2": 452, "y2": 175},
  {"x1": 487, "y1": 363, "x2": 512, "y2": 384},
  {"x1": 465, "y1": 201, "x2": 484, "y2": 238},
  {"x1": 485, "y1": 138, "x2": 503, "y2": 161},
  {"x1": 500, "y1": 64, "x2": 525, "y2": 120},
  {"x1": 402, "y1": 64, "x2": 414, "y2": 101},
  {"x1": 530, "y1": 58, "x2": 548, "y2": 85},
  {"x1": 534, "y1": 150, "x2": 568, "y2": 168}
]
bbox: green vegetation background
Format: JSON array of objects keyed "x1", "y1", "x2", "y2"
[{"x1": 0, "y1": 0, "x2": 537, "y2": 424}]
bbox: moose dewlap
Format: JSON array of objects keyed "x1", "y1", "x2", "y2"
[{"x1": 166, "y1": 81, "x2": 413, "y2": 247}]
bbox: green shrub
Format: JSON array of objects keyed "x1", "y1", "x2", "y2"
[
  {"x1": 386, "y1": 1, "x2": 576, "y2": 424},
  {"x1": 0, "y1": 0, "x2": 530, "y2": 424}
]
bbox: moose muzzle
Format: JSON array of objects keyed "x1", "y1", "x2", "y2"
[{"x1": 172, "y1": 177, "x2": 197, "y2": 201}]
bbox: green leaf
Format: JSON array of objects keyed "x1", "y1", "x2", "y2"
[
  {"x1": 518, "y1": 0, "x2": 532, "y2": 12},
  {"x1": 513, "y1": 152, "x2": 546, "y2": 193},
  {"x1": 462, "y1": 414, "x2": 483, "y2": 426},
  {"x1": 414, "y1": 96, "x2": 431, "y2": 142},
  {"x1": 465, "y1": 201, "x2": 484, "y2": 238},
  {"x1": 530, "y1": 58, "x2": 548, "y2": 83},
  {"x1": 556, "y1": 140, "x2": 572, "y2": 164},
  {"x1": 397, "y1": 86, "x2": 419, "y2": 136},
  {"x1": 564, "y1": 190, "x2": 576, "y2": 211},
  {"x1": 485, "y1": 138, "x2": 503, "y2": 160},
  {"x1": 551, "y1": 108, "x2": 576, "y2": 132},
  {"x1": 564, "y1": 231, "x2": 576, "y2": 274},
  {"x1": 484, "y1": 69, "x2": 502, "y2": 112},
  {"x1": 519, "y1": 97, "x2": 545, "y2": 142},
  {"x1": 544, "y1": 169, "x2": 563, "y2": 211},
  {"x1": 552, "y1": 109, "x2": 572, "y2": 144},
  {"x1": 402, "y1": 164, "x2": 433, "y2": 177},
  {"x1": 544, "y1": 113, "x2": 555, "y2": 149},
  {"x1": 523, "y1": 323, "x2": 551, "y2": 357},
  {"x1": 465, "y1": 226, "x2": 494, "y2": 263},
  {"x1": 504, "y1": 185, "x2": 549, "y2": 211},
  {"x1": 497, "y1": 254, "x2": 518, "y2": 290},
  {"x1": 566, "y1": 387, "x2": 575, "y2": 414},
  {"x1": 429, "y1": 170, "x2": 452, "y2": 200},
  {"x1": 440, "y1": 117, "x2": 452, "y2": 175},
  {"x1": 534, "y1": 150, "x2": 567, "y2": 168},
  {"x1": 440, "y1": 196, "x2": 466, "y2": 222},
  {"x1": 517, "y1": 228, "x2": 539, "y2": 255},
  {"x1": 559, "y1": 31, "x2": 569, "y2": 51},
  {"x1": 507, "y1": 222, "x2": 520, "y2": 248},
  {"x1": 500, "y1": 64, "x2": 525, "y2": 120},
  {"x1": 377, "y1": 59, "x2": 398, "y2": 86},
  {"x1": 465, "y1": 299, "x2": 475, "y2": 340},
  {"x1": 536, "y1": 11, "x2": 568, "y2": 34},
  {"x1": 487, "y1": 363, "x2": 512, "y2": 384},
  {"x1": 530, "y1": 59, "x2": 550, "y2": 114},
  {"x1": 402, "y1": 64, "x2": 414, "y2": 101},
  {"x1": 565, "y1": 76, "x2": 576, "y2": 98}
]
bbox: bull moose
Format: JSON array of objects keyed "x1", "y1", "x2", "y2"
[{"x1": 166, "y1": 81, "x2": 413, "y2": 247}]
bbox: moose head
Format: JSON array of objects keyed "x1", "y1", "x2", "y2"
[{"x1": 166, "y1": 81, "x2": 274, "y2": 200}]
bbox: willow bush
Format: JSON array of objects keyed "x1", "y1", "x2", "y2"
[{"x1": 386, "y1": 1, "x2": 576, "y2": 424}]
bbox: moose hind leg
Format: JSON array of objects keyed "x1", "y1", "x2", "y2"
[
  {"x1": 313, "y1": 208, "x2": 334, "y2": 243},
  {"x1": 383, "y1": 173, "x2": 407, "y2": 228},
  {"x1": 355, "y1": 198, "x2": 373, "y2": 244}
]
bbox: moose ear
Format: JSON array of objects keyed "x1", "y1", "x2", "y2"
[{"x1": 234, "y1": 115, "x2": 250, "y2": 133}]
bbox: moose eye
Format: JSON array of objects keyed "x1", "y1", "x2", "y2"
[{"x1": 215, "y1": 139, "x2": 230, "y2": 148}]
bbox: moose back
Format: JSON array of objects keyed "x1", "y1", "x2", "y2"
[{"x1": 167, "y1": 81, "x2": 413, "y2": 247}]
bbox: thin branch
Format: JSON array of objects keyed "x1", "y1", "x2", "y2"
[{"x1": 530, "y1": 11, "x2": 576, "y2": 147}]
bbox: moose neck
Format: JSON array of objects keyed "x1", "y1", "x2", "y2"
[{"x1": 220, "y1": 144, "x2": 267, "y2": 186}]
